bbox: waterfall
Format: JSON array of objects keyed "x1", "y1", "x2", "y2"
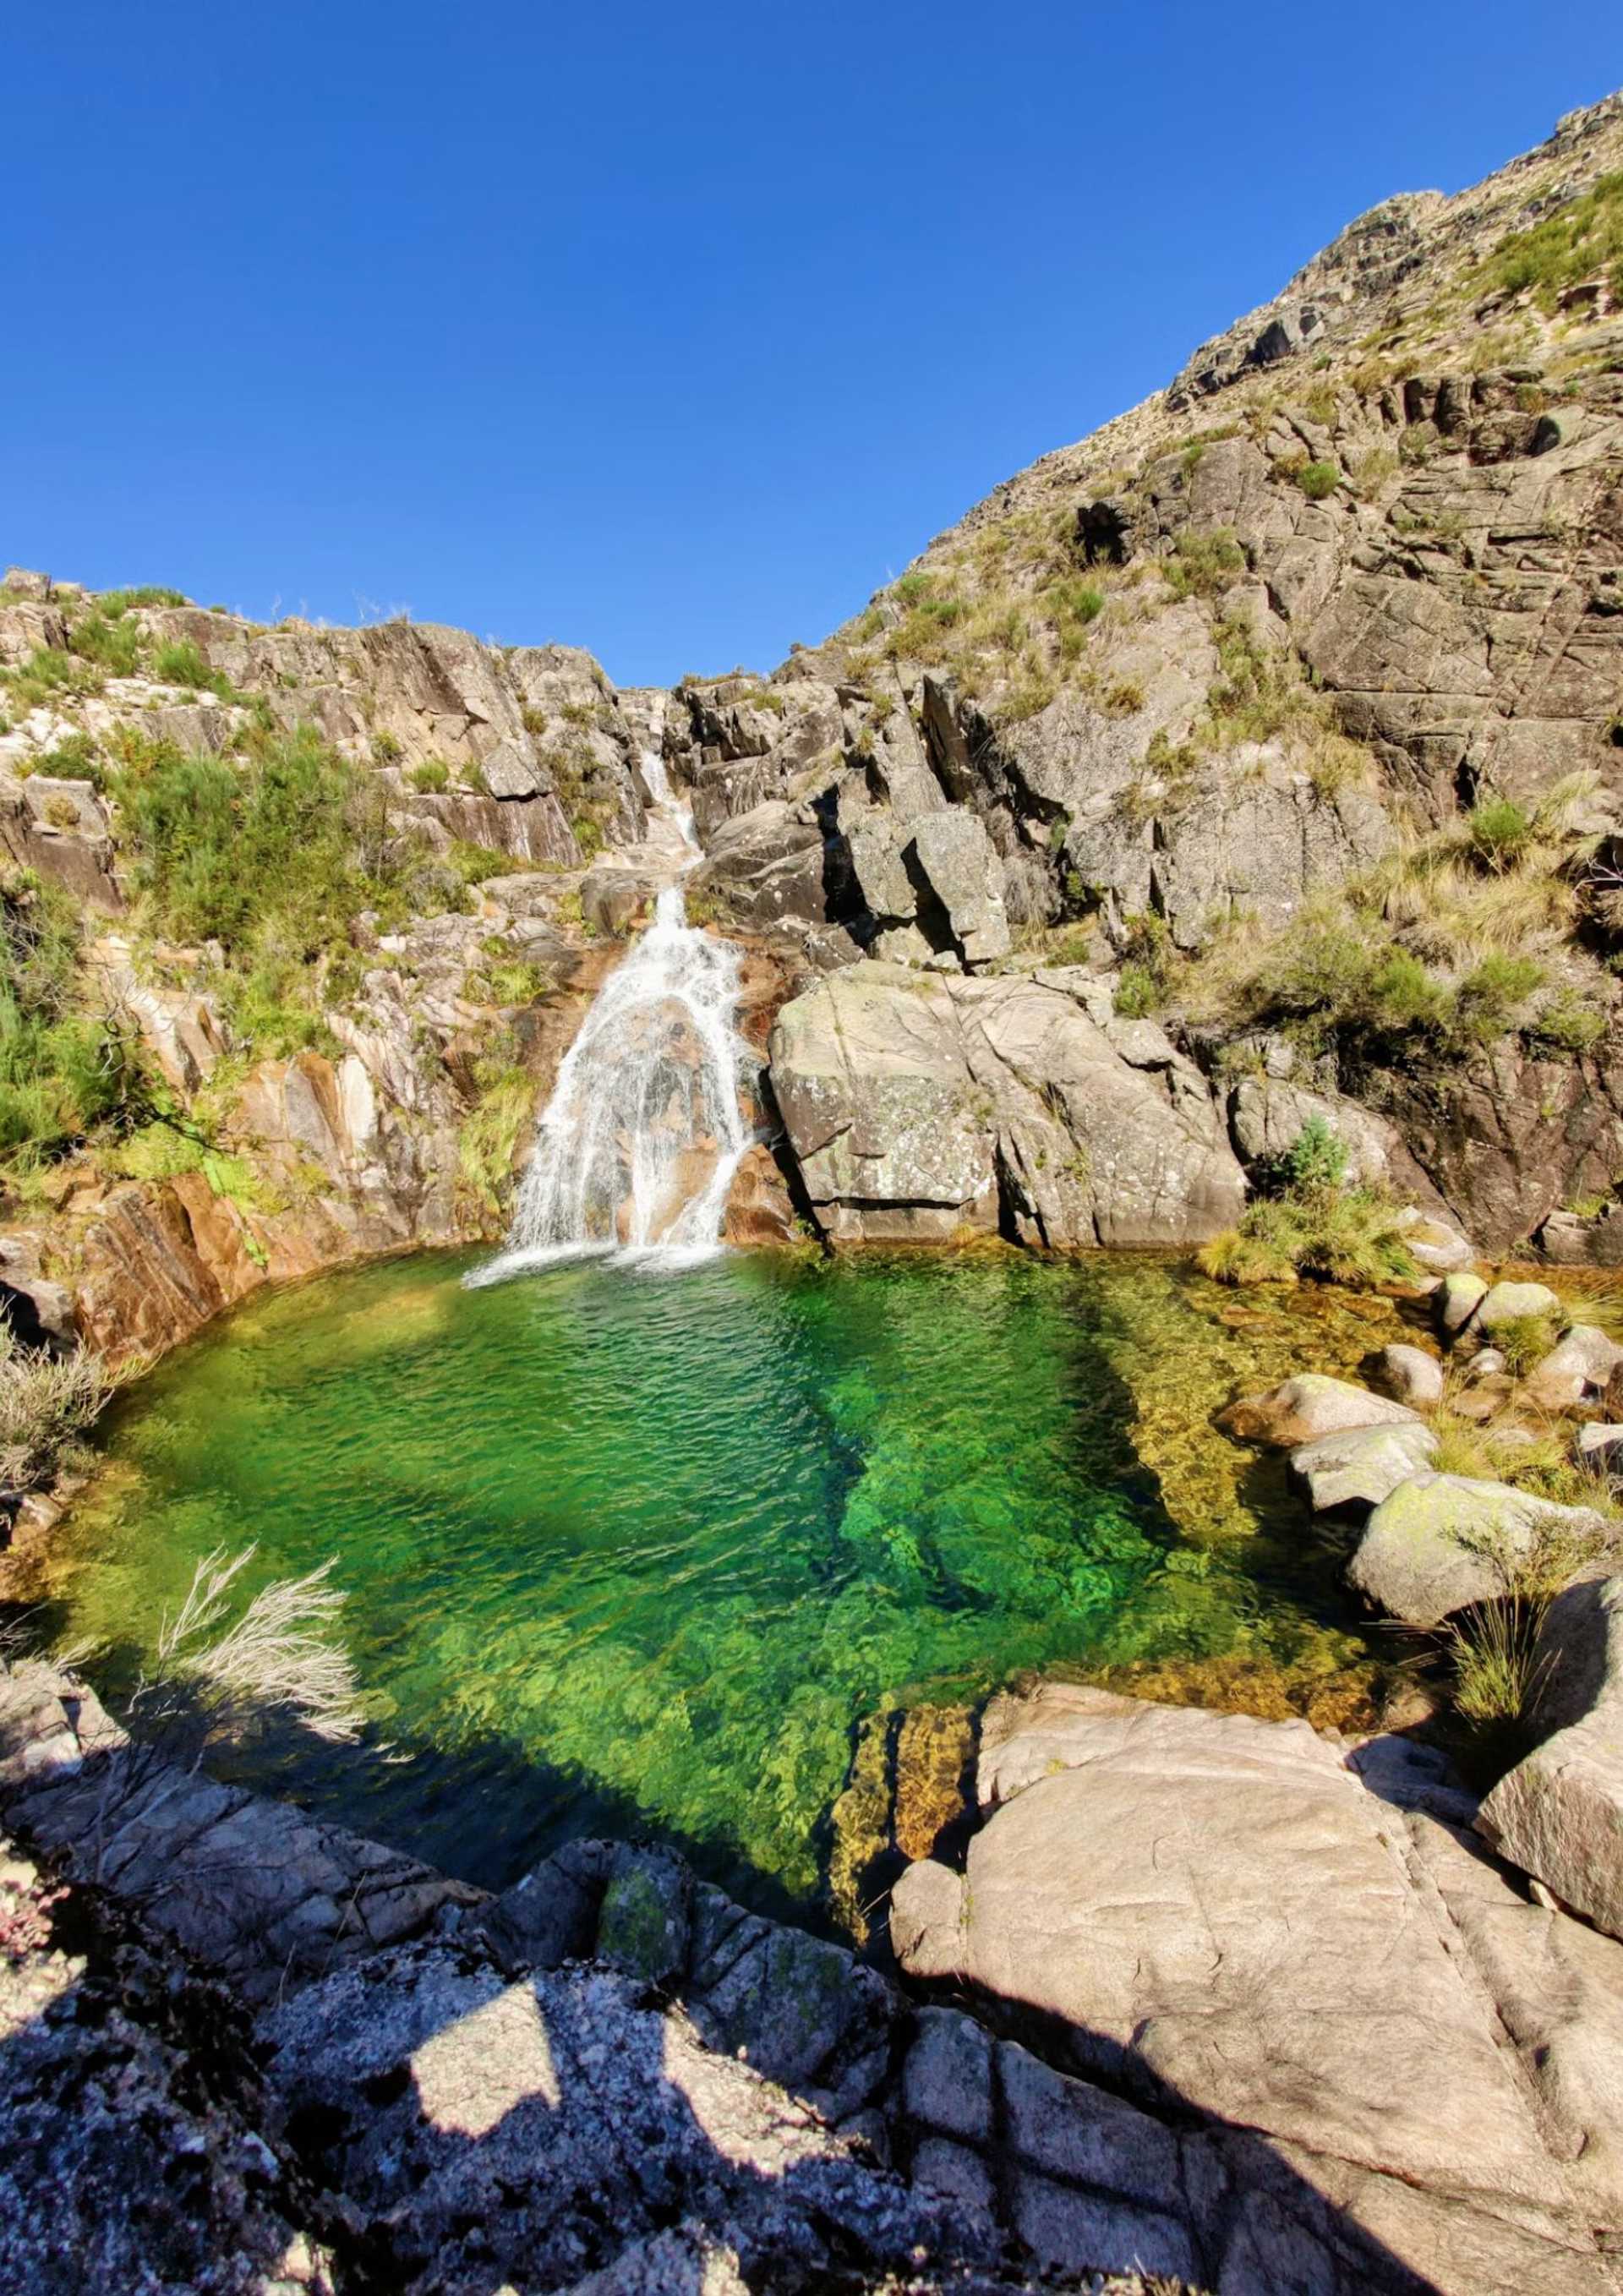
[{"x1": 467, "y1": 756, "x2": 747, "y2": 1282}]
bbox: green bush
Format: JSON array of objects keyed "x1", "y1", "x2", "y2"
[
  {"x1": 1529, "y1": 990, "x2": 1607, "y2": 1054},
  {"x1": 117, "y1": 728, "x2": 364, "y2": 951},
  {"x1": 1113, "y1": 965, "x2": 1159, "y2": 1018},
  {"x1": 1487, "y1": 171, "x2": 1623, "y2": 311},
  {"x1": 151, "y1": 637, "x2": 231, "y2": 697},
  {"x1": 31, "y1": 731, "x2": 106, "y2": 788},
  {"x1": 0, "y1": 875, "x2": 134, "y2": 1166},
  {"x1": 1467, "y1": 798, "x2": 1533, "y2": 870},
  {"x1": 370, "y1": 730, "x2": 404, "y2": 765},
  {"x1": 2, "y1": 646, "x2": 103, "y2": 706},
  {"x1": 1455, "y1": 953, "x2": 1544, "y2": 1041},
  {"x1": 98, "y1": 586, "x2": 189, "y2": 613},
  {"x1": 1272, "y1": 1114, "x2": 1348, "y2": 1193},
  {"x1": 408, "y1": 759, "x2": 450, "y2": 793},
  {"x1": 456, "y1": 1034, "x2": 535, "y2": 1215},
  {"x1": 70, "y1": 610, "x2": 144, "y2": 678},
  {"x1": 1164, "y1": 528, "x2": 1245, "y2": 601},
  {"x1": 1199, "y1": 1184, "x2": 1419, "y2": 1291},
  {"x1": 1293, "y1": 460, "x2": 1340, "y2": 500}
]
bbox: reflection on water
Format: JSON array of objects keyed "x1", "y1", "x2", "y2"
[{"x1": 41, "y1": 1248, "x2": 1407, "y2": 1919}]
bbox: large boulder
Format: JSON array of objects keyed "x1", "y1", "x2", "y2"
[
  {"x1": 1216, "y1": 1372, "x2": 1419, "y2": 1448},
  {"x1": 890, "y1": 1682, "x2": 1620, "y2": 2293},
  {"x1": 767, "y1": 962, "x2": 1244, "y2": 1247},
  {"x1": 1479, "y1": 1576, "x2": 1623, "y2": 1942},
  {"x1": 1347, "y1": 1473, "x2": 1610, "y2": 1627}
]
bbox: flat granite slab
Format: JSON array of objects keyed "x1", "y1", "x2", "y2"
[{"x1": 891, "y1": 1681, "x2": 1623, "y2": 2295}]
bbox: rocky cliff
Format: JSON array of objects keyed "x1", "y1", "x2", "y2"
[
  {"x1": 676, "y1": 91, "x2": 1623, "y2": 1255},
  {"x1": 3, "y1": 94, "x2": 1623, "y2": 1393}
]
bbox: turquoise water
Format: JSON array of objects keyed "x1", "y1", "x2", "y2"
[{"x1": 46, "y1": 1247, "x2": 1394, "y2": 1920}]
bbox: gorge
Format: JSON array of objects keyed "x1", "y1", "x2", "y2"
[{"x1": 6, "y1": 87, "x2": 1623, "y2": 2296}]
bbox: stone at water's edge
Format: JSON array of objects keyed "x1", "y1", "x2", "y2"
[
  {"x1": 1436, "y1": 1267, "x2": 1489, "y2": 1336},
  {"x1": 1287, "y1": 1419, "x2": 1439, "y2": 1513},
  {"x1": 0, "y1": 1662, "x2": 482, "y2": 2001},
  {"x1": 1216, "y1": 1370, "x2": 1419, "y2": 1448},
  {"x1": 1479, "y1": 1574, "x2": 1623, "y2": 1942},
  {"x1": 889, "y1": 1681, "x2": 1623, "y2": 2293},
  {"x1": 1347, "y1": 1473, "x2": 1612, "y2": 1628},
  {"x1": 720, "y1": 1140, "x2": 800, "y2": 1245},
  {"x1": 1372, "y1": 1342, "x2": 1445, "y2": 1409},
  {"x1": 1525, "y1": 1323, "x2": 1623, "y2": 1410},
  {"x1": 1476, "y1": 1279, "x2": 1563, "y2": 1333}
]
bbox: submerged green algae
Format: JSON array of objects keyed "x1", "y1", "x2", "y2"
[{"x1": 39, "y1": 1246, "x2": 1405, "y2": 1920}]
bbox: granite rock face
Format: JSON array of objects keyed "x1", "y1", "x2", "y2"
[
  {"x1": 890, "y1": 1681, "x2": 1623, "y2": 2294},
  {"x1": 768, "y1": 960, "x2": 1244, "y2": 1245}
]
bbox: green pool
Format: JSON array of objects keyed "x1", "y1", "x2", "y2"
[{"x1": 43, "y1": 1246, "x2": 1401, "y2": 1923}]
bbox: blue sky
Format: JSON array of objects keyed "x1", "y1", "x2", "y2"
[{"x1": 6, "y1": 5, "x2": 1620, "y2": 687}]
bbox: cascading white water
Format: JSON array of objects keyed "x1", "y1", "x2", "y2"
[{"x1": 467, "y1": 755, "x2": 747, "y2": 1283}]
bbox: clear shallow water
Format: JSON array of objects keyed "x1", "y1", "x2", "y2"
[{"x1": 44, "y1": 1248, "x2": 1399, "y2": 1922}]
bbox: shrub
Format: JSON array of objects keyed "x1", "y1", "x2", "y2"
[
  {"x1": 31, "y1": 731, "x2": 105, "y2": 788},
  {"x1": 408, "y1": 759, "x2": 449, "y2": 793},
  {"x1": 97, "y1": 586, "x2": 188, "y2": 613},
  {"x1": 1113, "y1": 965, "x2": 1160, "y2": 1018},
  {"x1": 117, "y1": 729, "x2": 358, "y2": 951},
  {"x1": 1164, "y1": 528, "x2": 1245, "y2": 601},
  {"x1": 0, "y1": 874, "x2": 134, "y2": 1165},
  {"x1": 150, "y1": 637, "x2": 231, "y2": 697},
  {"x1": 457, "y1": 1037, "x2": 534, "y2": 1214},
  {"x1": 1529, "y1": 991, "x2": 1607, "y2": 1055},
  {"x1": 1467, "y1": 798, "x2": 1533, "y2": 870},
  {"x1": 370, "y1": 730, "x2": 403, "y2": 765},
  {"x1": 1293, "y1": 460, "x2": 1340, "y2": 500},
  {"x1": 0, "y1": 1322, "x2": 107, "y2": 1490},
  {"x1": 1200, "y1": 1183, "x2": 1419, "y2": 1291},
  {"x1": 70, "y1": 610, "x2": 144, "y2": 678},
  {"x1": 1485, "y1": 171, "x2": 1623, "y2": 312},
  {"x1": 1275, "y1": 1114, "x2": 1348, "y2": 1192},
  {"x1": 2, "y1": 645, "x2": 103, "y2": 706}
]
